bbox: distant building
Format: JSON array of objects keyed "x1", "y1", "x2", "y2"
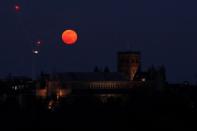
[
  {"x1": 36, "y1": 72, "x2": 145, "y2": 99},
  {"x1": 36, "y1": 51, "x2": 166, "y2": 99},
  {"x1": 0, "y1": 76, "x2": 33, "y2": 93}
]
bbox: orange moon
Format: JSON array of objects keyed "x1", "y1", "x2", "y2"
[{"x1": 62, "y1": 29, "x2": 78, "y2": 45}]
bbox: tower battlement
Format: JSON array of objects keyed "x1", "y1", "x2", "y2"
[{"x1": 117, "y1": 51, "x2": 141, "y2": 80}]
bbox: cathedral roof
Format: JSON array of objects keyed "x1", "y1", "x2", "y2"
[{"x1": 47, "y1": 72, "x2": 128, "y2": 81}]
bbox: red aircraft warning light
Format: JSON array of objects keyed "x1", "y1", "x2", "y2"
[{"x1": 14, "y1": 5, "x2": 21, "y2": 12}]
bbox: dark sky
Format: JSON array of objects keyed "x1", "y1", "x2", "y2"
[{"x1": 0, "y1": 0, "x2": 197, "y2": 83}]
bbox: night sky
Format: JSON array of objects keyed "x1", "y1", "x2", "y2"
[{"x1": 0, "y1": 0, "x2": 197, "y2": 83}]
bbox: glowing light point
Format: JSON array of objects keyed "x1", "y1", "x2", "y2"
[
  {"x1": 37, "y1": 41, "x2": 41, "y2": 44},
  {"x1": 33, "y1": 50, "x2": 39, "y2": 54},
  {"x1": 14, "y1": 5, "x2": 21, "y2": 12},
  {"x1": 36, "y1": 40, "x2": 42, "y2": 46},
  {"x1": 62, "y1": 29, "x2": 78, "y2": 45}
]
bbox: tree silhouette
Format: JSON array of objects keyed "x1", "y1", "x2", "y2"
[
  {"x1": 104, "y1": 66, "x2": 110, "y2": 73},
  {"x1": 94, "y1": 66, "x2": 100, "y2": 72}
]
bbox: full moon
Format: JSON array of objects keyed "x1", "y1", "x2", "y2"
[{"x1": 62, "y1": 29, "x2": 78, "y2": 45}]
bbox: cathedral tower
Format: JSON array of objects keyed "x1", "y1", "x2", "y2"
[{"x1": 117, "y1": 51, "x2": 141, "y2": 80}]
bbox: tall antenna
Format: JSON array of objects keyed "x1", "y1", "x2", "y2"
[
  {"x1": 32, "y1": 48, "x2": 37, "y2": 80},
  {"x1": 14, "y1": 3, "x2": 40, "y2": 80},
  {"x1": 32, "y1": 40, "x2": 40, "y2": 80}
]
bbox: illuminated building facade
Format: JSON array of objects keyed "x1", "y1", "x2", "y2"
[
  {"x1": 117, "y1": 51, "x2": 141, "y2": 80},
  {"x1": 36, "y1": 51, "x2": 166, "y2": 99}
]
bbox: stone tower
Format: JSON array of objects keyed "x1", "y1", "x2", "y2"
[{"x1": 117, "y1": 51, "x2": 141, "y2": 80}]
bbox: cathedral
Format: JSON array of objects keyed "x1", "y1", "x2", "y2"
[{"x1": 36, "y1": 51, "x2": 166, "y2": 99}]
